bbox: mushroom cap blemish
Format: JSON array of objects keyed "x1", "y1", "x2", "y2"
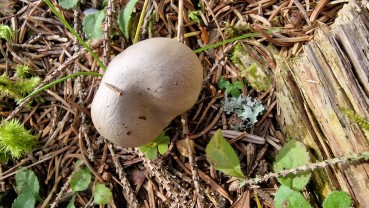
[{"x1": 91, "y1": 38, "x2": 203, "y2": 147}]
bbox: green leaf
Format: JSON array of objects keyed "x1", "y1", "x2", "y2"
[
  {"x1": 139, "y1": 132, "x2": 170, "y2": 159},
  {"x1": 93, "y1": 184, "x2": 112, "y2": 205},
  {"x1": 144, "y1": 146, "x2": 158, "y2": 160},
  {"x1": 233, "y1": 81, "x2": 244, "y2": 89},
  {"x1": 66, "y1": 195, "x2": 76, "y2": 208},
  {"x1": 70, "y1": 168, "x2": 92, "y2": 192},
  {"x1": 217, "y1": 76, "x2": 229, "y2": 89},
  {"x1": 274, "y1": 185, "x2": 312, "y2": 208},
  {"x1": 58, "y1": 0, "x2": 79, "y2": 10},
  {"x1": 206, "y1": 129, "x2": 245, "y2": 178},
  {"x1": 158, "y1": 144, "x2": 168, "y2": 155},
  {"x1": 153, "y1": 132, "x2": 170, "y2": 145},
  {"x1": 322, "y1": 191, "x2": 352, "y2": 208},
  {"x1": 273, "y1": 140, "x2": 311, "y2": 191},
  {"x1": 12, "y1": 192, "x2": 36, "y2": 208},
  {"x1": 230, "y1": 88, "x2": 241, "y2": 97},
  {"x1": 118, "y1": 0, "x2": 140, "y2": 39},
  {"x1": 82, "y1": 10, "x2": 105, "y2": 40},
  {"x1": 15, "y1": 169, "x2": 40, "y2": 199}
]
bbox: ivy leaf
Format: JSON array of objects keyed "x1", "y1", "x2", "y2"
[
  {"x1": 118, "y1": 0, "x2": 140, "y2": 39},
  {"x1": 70, "y1": 168, "x2": 92, "y2": 192},
  {"x1": 11, "y1": 192, "x2": 36, "y2": 208},
  {"x1": 206, "y1": 129, "x2": 245, "y2": 178},
  {"x1": 273, "y1": 140, "x2": 311, "y2": 191},
  {"x1": 93, "y1": 184, "x2": 112, "y2": 205},
  {"x1": 217, "y1": 76, "x2": 229, "y2": 89},
  {"x1": 58, "y1": 0, "x2": 79, "y2": 10},
  {"x1": 322, "y1": 191, "x2": 352, "y2": 208},
  {"x1": 274, "y1": 185, "x2": 312, "y2": 208},
  {"x1": 82, "y1": 10, "x2": 105, "y2": 40},
  {"x1": 15, "y1": 169, "x2": 40, "y2": 199}
]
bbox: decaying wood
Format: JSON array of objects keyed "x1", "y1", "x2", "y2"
[{"x1": 276, "y1": 0, "x2": 369, "y2": 207}]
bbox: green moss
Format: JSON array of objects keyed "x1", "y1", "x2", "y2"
[
  {"x1": 340, "y1": 107, "x2": 369, "y2": 130},
  {"x1": 230, "y1": 44, "x2": 274, "y2": 92},
  {"x1": 0, "y1": 65, "x2": 41, "y2": 102},
  {"x1": 0, "y1": 119, "x2": 38, "y2": 163}
]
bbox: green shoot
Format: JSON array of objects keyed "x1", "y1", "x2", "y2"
[
  {"x1": 43, "y1": 0, "x2": 106, "y2": 71},
  {"x1": 134, "y1": 0, "x2": 149, "y2": 44},
  {"x1": 194, "y1": 30, "x2": 279, "y2": 53},
  {"x1": 139, "y1": 132, "x2": 170, "y2": 160},
  {"x1": 0, "y1": 24, "x2": 14, "y2": 42},
  {"x1": 0, "y1": 119, "x2": 38, "y2": 163},
  {"x1": 205, "y1": 129, "x2": 245, "y2": 179},
  {"x1": 12, "y1": 169, "x2": 41, "y2": 208},
  {"x1": 17, "y1": 71, "x2": 102, "y2": 105}
]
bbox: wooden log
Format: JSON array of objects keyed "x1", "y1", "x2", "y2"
[{"x1": 275, "y1": 0, "x2": 369, "y2": 207}]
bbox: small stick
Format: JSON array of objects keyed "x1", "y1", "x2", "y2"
[
  {"x1": 177, "y1": 0, "x2": 184, "y2": 43},
  {"x1": 108, "y1": 143, "x2": 140, "y2": 207}
]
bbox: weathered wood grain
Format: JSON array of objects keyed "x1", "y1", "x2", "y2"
[{"x1": 276, "y1": 0, "x2": 369, "y2": 207}]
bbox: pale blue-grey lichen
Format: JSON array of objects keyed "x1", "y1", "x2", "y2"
[{"x1": 223, "y1": 96, "x2": 265, "y2": 130}]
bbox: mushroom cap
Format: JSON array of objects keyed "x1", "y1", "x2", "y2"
[{"x1": 91, "y1": 38, "x2": 203, "y2": 147}]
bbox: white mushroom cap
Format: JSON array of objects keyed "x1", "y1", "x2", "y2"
[{"x1": 91, "y1": 38, "x2": 203, "y2": 147}]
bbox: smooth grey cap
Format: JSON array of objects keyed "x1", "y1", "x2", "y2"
[{"x1": 91, "y1": 38, "x2": 203, "y2": 147}]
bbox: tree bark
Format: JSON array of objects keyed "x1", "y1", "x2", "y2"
[{"x1": 276, "y1": 0, "x2": 369, "y2": 207}]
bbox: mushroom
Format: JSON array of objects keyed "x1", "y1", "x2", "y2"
[{"x1": 91, "y1": 38, "x2": 203, "y2": 147}]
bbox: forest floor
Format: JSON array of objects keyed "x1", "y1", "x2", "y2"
[{"x1": 0, "y1": 0, "x2": 346, "y2": 207}]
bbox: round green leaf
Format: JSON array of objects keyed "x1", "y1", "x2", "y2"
[
  {"x1": 158, "y1": 144, "x2": 168, "y2": 155},
  {"x1": 12, "y1": 192, "x2": 36, "y2": 208},
  {"x1": 15, "y1": 169, "x2": 40, "y2": 197},
  {"x1": 58, "y1": 0, "x2": 79, "y2": 10},
  {"x1": 70, "y1": 168, "x2": 92, "y2": 192},
  {"x1": 274, "y1": 185, "x2": 312, "y2": 208},
  {"x1": 94, "y1": 184, "x2": 112, "y2": 205},
  {"x1": 273, "y1": 140, "x2": 311, "y2": 191},
  {"x1": 82, "y1": 10, "x2": 105, "y2": 40},
  {"x1": 322, "y1": 191, "x2": 352, "y2": 208}
]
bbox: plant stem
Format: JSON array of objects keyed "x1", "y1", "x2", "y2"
[
  {"x1": 17, "y1": 72, "x2": 102, "y2": 105},
  {"x1": 194, "y1": 29, "x2": 279, "y2": 53},
  {"x1": 43, "y1": 0, "x2": 106, "y2": 71},
  {"x1": 133, "y1": 0, "x2": 149, "y2": 44}
]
